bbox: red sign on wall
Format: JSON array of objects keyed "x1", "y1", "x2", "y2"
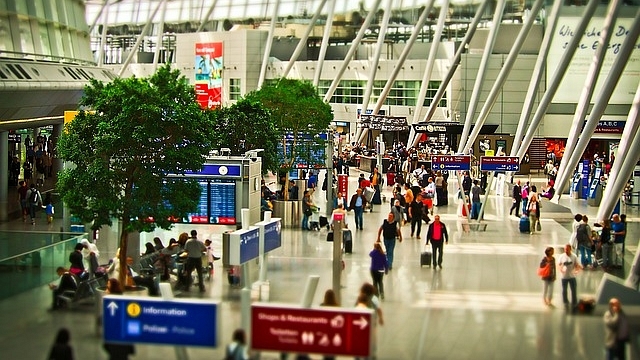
[
  {"x1": 195, "y1": 42, "x2": 223, "y2": 109},
  {"x1": 251, "y1": 303, "x2": 373, "y2": 357},
  {"x1": 337, "y1": 174, "x2": 349, "y2": 200}
]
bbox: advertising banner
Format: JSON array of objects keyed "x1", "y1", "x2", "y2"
[{"x1": 195, "y1": 42, "x2": 223, "y2": 109}]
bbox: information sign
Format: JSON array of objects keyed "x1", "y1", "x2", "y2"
[
  {"x1": 337, "y1": 174, "x2": 349, "y2": 199},
  {"x1": 229, "y1": 227, "x2": 260, "y2": 265},
  {"x1": 256, "y1": 219, "x2": 282, "y2": 254},
  {"x1": 430, "y1": 155, "x2": 471, "y2": 171},
  {"x1": 479, "y1": 156, "x2": 521, "y2": 172},
  {"x1": 251, "y1": 303, "x2": 373, "y2": 357},
  {"x1": 103, "y1": 296, "x2": 219, "y2": 347}
]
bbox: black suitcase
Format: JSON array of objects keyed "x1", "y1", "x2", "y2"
[
  {"x1": 343, "y1": 229, "x2": 353, "y2": 253},
  {"x1": 326, "y1": 232, "x2": 334, "y2": 242},
  {"x1": 319, "y1": 216, "x2": 329, "y2": 229},
  {"x1": 420, "y1": 249, "x2": 432, "y2": 267}
]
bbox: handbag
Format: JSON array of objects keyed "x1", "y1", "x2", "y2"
[
  {"x1": 537, "y1": 263, "x2": 551, "y2": 278},
  {"x1": 304, "y1": 208, "x2": 312, "y2": 216},
  {"x1": 536, "y1": 221, "x2": 542, "y2": 231}
]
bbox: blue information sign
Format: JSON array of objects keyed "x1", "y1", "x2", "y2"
[
  {"x1": 184, "y1": 164, "x2": 242, "y2": 178},
  {"x1": 479, "y1": 156, "x2": 520, "y2": 172},
  {"x1": 431, "y1": 155, "x2": 471, "y2": 171},
  {"x1": 257, "y1": 219, "x2": 282, "y2": 254},
  {"x1": 582, "y1": 160, "x2": 591, "y2": 198},
  {"x1": 229, "y1": 227, "x2": 260, "y2": 265},
  {"x1": 102, "y1": 296, "x2": 219, "y2": 347}
]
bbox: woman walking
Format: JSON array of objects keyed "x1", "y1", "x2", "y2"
[
  {"x1": 539, "y1": 247, "x2": 556, "y2": 307},
  {"x1": 369, "y1": 242, "x2": 389, "y2": 300},
  {"x1": 528, "y1": 185, "x2": 540, "y2": 235}
]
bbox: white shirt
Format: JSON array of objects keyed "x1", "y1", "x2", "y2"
[{"x1": 558, "y1": 252, "x2": 579, "y2": 279}]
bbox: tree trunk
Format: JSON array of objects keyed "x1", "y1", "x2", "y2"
[{"x1": 117, "y1": 219, "x2": 130, "y2": 288}]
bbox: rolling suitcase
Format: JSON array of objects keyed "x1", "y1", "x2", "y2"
[
  {"x1": 343, "y1": 229, "x2": 353, "y2": 253},
  {"x1": 319, "y1": 215, "x2": 329, "y2": 229},
  {"x1": 386, "y1": 172, "x2": 395, "y2": 187},
  {"x1": 420, "y1": 247, "x2": 432, "y2": 267},
  {"x1": 519, "y1": 215, "x2": 530, "y2": 233}
]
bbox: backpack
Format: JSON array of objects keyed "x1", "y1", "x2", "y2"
[
  {"x1": 29, "y1": 189, "x2": 39, "y2": 205},
  {"x1": 576, "y1": 223, "x2": 591, "y2": 246}
]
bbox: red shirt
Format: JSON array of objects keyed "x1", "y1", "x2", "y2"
[{"x1": 432, "y1": 222, "x2": 442, "y2": 241}]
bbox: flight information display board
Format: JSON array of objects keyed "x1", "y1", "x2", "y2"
[{"x1": 183, "y1": 179, "x2": 236, "y2": 225}]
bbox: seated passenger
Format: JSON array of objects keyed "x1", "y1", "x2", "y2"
[
  {"x1": 48, "y1": 267, "x2": 78, "y2": 311},
  {"x1": 69, "y1": 243, "x2": 87, "y2": 280}
]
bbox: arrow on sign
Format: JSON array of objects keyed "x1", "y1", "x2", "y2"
[
  {"x1": 353, "y1": 316, "x2": 368, "y2": 330},
  {"x1": 107, "y1": 301, "x2": 119, "y2": 316}
]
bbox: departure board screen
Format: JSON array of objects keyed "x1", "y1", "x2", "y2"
[
  {"x1": 209, "y1": 179, "x2": 236, "y2": 224},
  {"x1": 182, "y1": 179, "x2": 236, "y2": 225}
]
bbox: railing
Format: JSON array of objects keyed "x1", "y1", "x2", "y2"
[{"x1": 0, "y1": 231, "x2": 88, "y2": 300}]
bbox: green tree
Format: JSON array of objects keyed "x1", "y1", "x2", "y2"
[
  {"x1": 245, "y1": 78, "x2": 333, "y2": 199},
  {"x1": 209, "y1": 98, "x2": 279, "y2": 173},
  {"x1": 57, "y1": 64, "x2": 216, "y2": 286}
]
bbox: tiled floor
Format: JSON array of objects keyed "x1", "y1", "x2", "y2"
[{"x1": 1, "y1": 170, "x2": 639, "y2": 359}]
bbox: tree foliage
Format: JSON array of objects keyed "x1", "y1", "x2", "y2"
[
  {"x1": 57, "y1": 64, "x2": 216, "y2": 283},
  {"x1": 244, "y1": 78, "x2": 333, "y2": 171},
  {"x1": 209, "y1": 98, "x2": 279, "y2": 173}
]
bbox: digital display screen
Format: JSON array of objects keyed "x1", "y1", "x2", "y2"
[{"x1": 182, "y1": 179, "x2": 236, "y2": 224}]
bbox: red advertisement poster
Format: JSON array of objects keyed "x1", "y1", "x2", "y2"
[{"x1": 195, "y1": 42, "x2": 223, "y2": 109}]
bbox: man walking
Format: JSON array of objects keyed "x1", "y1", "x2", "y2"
[
  {"x1": 349, "y1": 188, "x2": 368, "y2": 230},
  {"x1": 604, "y1": 298, "x2": 629, "y2": 360},
  {"x1": 183, "y1": 230, "x2": 206, "y2": 292},
  {"x1": 470, "y1": 179, "x2": 482, "y2": 220},
  {"x1": 377, "y1": 212, "x2": 402, "y2": 270},
  {"x1": 558, "y1": 244, "x2": 582, "y2": 312},
  {"x1": 611, "y1": 214, "x2": 626, "y2": 268},
  {"x1": 510, "y1": 180, "x2": 521, "y2": 217},
  {"x1": 426, "y1": 215, "x2": 449, "y2": 269}
]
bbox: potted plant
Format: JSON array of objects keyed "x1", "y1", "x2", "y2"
[{"x1": 56, "y1": 64, "x2": 216, "y2": 287}]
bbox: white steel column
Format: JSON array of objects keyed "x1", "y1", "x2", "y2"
[
  {"x1": 322, "y1": 0, "x2": 383, "y2": 103},
  {"x1": 197, "y1": 0, "x2": 220, "y2": 33},
  {"x1": 554, "y1": 0, "x2": 624, "y2": 194},
  {"x1": 352, "y1": 0, "x2": 395, "y2": 144},
  {"x1": 514, "y1": 0, "x2": 599, "y2": 161},
  {"x1": 457, "y1": 0, "x2": 507, "y2": 154},
  {"x1": 281, "y1": 0, "x2": 329, "y2": 78},
  {"x1": 460, "y1": 0, "x2": 545, "y2": 155},
  {"x1": 88, "y1": 0, "x2": 110, "y2": 33},
  {"x1": 596, "y1": 81, "x2": 640, "y2": 222},
  {"x1": 510, "y1": 0, "x2": 563, "y2": 157},
  {"x1": 117, "y1": 0, "x2": 165, "y2": 77},
  {"x1": 313, "y1": 0, "x2": 336, "y2": 87},
  {"x1": 357, "y1": 2, "x2": 434, "y2": 144},
  {"x1": 97, "y1": 0, "x2": 110, "y2": 67},
  {"x1": 553, "y1": 8, "x2": 640, "y2": 199},
  {"x1": 152, "y1": 0, "x2": 169, "y2": 70},
  {"x1": 409, "y1": 0, "x2": 449, "y2": 127},
  {"x1": 258, "y1": 0, "x2": 281, "y2": 89},
  {"x1": 408, "y1": 1, "x2": 490, "y2": 147}
]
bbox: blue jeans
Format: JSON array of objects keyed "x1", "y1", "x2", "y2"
[
  {"x1": 521, "y1": 198, "x2": 529, "y2": 214},
  {"x1": 383, "y1": 237, "x2": 396, "y2": 268},
  {"x1": 561, "y1": 277, "x2": 577, "y2": 307},
  {"x1": 471, "y1": 202, "x2": 481, "y2": 219},
  {"x1": 578, "y1": 245, "x2": 592, "y2": 266},
  {"x1": 302, "y1": 213, "x2": 309, "y2": 230},
  {"x1": 354, "y1": 206, "x2": 364, "y2": 229}
]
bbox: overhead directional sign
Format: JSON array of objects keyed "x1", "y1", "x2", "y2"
[
  {"x1": 431, "y1": 155, "x2": 471, "y2": 171},
  {"x1": 251, "y1": 303, "x2": 373, "y2": 357},
  {"x1": 480, "y1": 156, "x2": 521, "y2": 172},
  {"x1": 229, "y1": 227, "x2": 260, "y2": 265},
  {"x1": 102, "y1": 295, "x2": 219, "y2": 347}
]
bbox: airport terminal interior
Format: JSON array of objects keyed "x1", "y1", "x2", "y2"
[{"x1": 1, "y1": 0, "x2": 640, "y2": 359}]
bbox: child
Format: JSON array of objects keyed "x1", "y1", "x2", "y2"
[
  {"x1": 204, "y1": 239, "x2": 214, "y2": 280},
  {"x1": 44, "y1": 193, "x2": 54, "y2": 224}
]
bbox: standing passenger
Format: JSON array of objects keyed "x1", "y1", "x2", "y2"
[
  {"x1": 539, "y1": 247, "x2": 556, "y2": 307},
  {"x1": 426, "y1": 215, "x2": 449, "y2": 269},
  {"x1": 558, "y1": 244, "x2": 582, "y2": 313}
]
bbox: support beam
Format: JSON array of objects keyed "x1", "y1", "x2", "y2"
[
  {"x1": 596, "y1": 80, "x2": 640, "y2": 222},
  {"x1": 510, "y1": 0, "x2": 563, "y2": 157},
  {"x1": 118, "y1": 0, "x2": 165, "y2": 78},
  {"x1": 88, "y1": 0, "x2": 110, "y2": 34},
  {"x1": 461, "y1": 0, "x2": 545, "y2": 155},
  {"x1": 152, "y1": 0, "x2": 169, "y2": 70},
  {"x1": 457, "y1": 0, "x2": 507, "y2": 154},
  {"x1": 257, "y1": 0, "x2": 281, "y2": 89},
  {"x1": 313, "y1": 0, "x2": 336, "y2": 87},
  {"x1": 514, "y1": 0, "x2": 600, "y2": 163},
  {"x1": 197, "y1": 0, "x2": 219, "y2": 33},
  {"x1": 554, "y1": 0, "x2": 624, "y2": 194},
  {"x1": 97, "y1": 1, "x2": 110, "y2": 67},
  {"x1": 408, "y1": 1, "x2": 490, "y2": 147},
  {"x1": 553, "y1": 7, "x2": 640, "y2": 200},
  {"x1": 357, "y1": 1, "x2": 435, "y2": 145},
  {"x1": 281, "y1": 0, "x2": 329, "y2": 78},
  {"x1": 352, "y1": 0, "x2": 395, "y2": 144},
  {"x1": 322, "y1": 0, "x2": 383, "y2": 103},
  {"x1": 410, "y1": 0, "x2": 449, "y2": 127}
]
